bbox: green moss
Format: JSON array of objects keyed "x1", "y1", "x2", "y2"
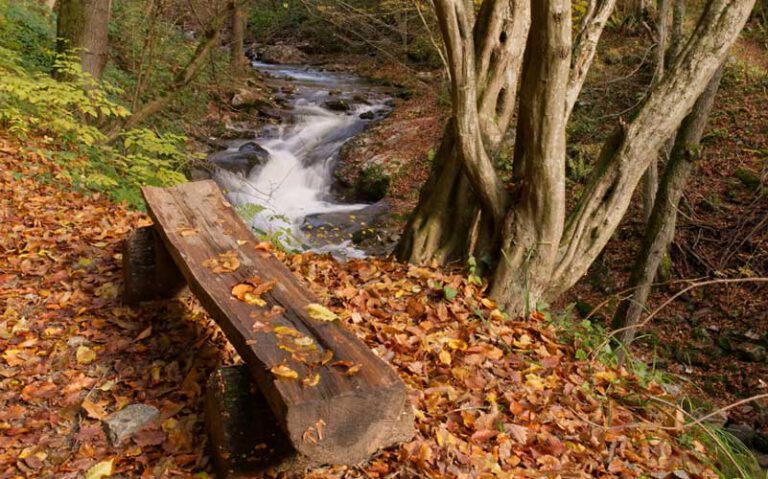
[{"x1": 356, "y1": 164, "x2": 390, "y2": 202}]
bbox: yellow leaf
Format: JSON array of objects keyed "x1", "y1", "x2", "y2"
[
  {"x1": 306, "y1": 303, "x2": 338, "y2": 322},
  {"x1": 595, "y1": 371, "x2": 617, "y2": 383},
  {"x1": 76, "y1": 345, "x2": 96, "y2": 365},
  {"x1": 243, "y1": 293, "x2": 266, "y2": 307},
  {"x1": 438, "y1": 349, "x2": 452, "y2": 365},
  {"x1": 271, "y1": 364, "x2": 298, "y2": 380},
  {"x1": 274, "y1": 326, "x2": 301, "y2": 337},
  {"x1": 2, "y1": 348, "x2": 25, "y2": 366},
  {"x1": 525, "y1": 373, "x2": 545, "y2": 391},
  {"x1": 447, "y1": 338, "x2": 468, "y2": 350},
  {"x1": 85, "y1": 459, "x2": 114, "y2": 479},
  {"x1": 302, "y1": 372, "x2": 320, "y2": 387}
]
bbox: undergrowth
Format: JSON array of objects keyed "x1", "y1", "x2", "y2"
[
  {"x1": 548, "y1": 305, "x2": 765, "y2": 478},
  {"x1": 0, "y1": 0, "x2": 198, "y2": 209}
]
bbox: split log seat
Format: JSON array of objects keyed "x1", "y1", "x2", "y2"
[{"x1": 122, "y1": 180, "x2": 413, "y2": 472}]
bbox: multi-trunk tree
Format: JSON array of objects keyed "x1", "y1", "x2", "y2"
[{"x1": 396, "y1": 0, "x2": 755, "y2": 315}]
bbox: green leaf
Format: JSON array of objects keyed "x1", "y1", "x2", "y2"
[{"x1": 443, "y1": 286, "x2": 457, "y2": 301}]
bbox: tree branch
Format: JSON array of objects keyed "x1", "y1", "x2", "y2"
[
  {"x1": 551, "y1": 0, "x2": 756, "y2": 297},
  {"x1": 566, "y1": 0, "x2": 618, "y2": 120}
]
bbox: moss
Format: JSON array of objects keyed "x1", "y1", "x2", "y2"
[{"x1": 356, "y1": 164, "x2": 390, "y2": 202}]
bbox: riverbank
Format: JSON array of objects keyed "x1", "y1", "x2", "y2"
[{"x1": 0, "y1": 134, "x2": 721, "y2": 477}]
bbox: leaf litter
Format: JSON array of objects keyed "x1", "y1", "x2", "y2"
[{"x1": 0, "y1": 138, "x2": 718, "y2": 477}]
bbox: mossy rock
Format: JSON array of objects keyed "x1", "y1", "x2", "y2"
[{"x1": 356, "y1": 165, "x2": 390, "y2": 202}]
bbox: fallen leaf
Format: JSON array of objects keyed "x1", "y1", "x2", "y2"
[
  {"x1": 306, "y1": 303, "x2": 338, "y2": 322},
  {"x1": 76, "y1": 345, "x2": 96, "y2": 365},
  {"x1": 271, "y1": 364, "x2": 298, "y2": 380},
  {"x1": 302, "y1": 372, "x2": 320, "y2": 387},
  {"x1": 84, "y1": 459, "x2": 114, "y2": 479}
]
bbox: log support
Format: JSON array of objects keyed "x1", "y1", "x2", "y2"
[{"x1": 122, "y1": 226, "x2": 186, "y2": 303}]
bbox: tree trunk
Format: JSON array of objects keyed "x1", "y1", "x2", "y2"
[
  {"x1": 56, "y1": 0, "x2": 112, "y2": 80},
  {"x1": 489, "y1": 0, "x2": 571, "y2": 313},
  {"x1": 398, "y1": 0, "x2": 752, "y2": 317},
  {"x1": 396, "y1": 0, "x2": 529, "y2": 266},
  {"x1": 230, "y1": 0, "x2": 248, "y2": 75},
  {"x1": 611, "y1": 66, "x2": 723, "y2": 347},
  {"x1": 642, "y1": 0, "x2": 670, "y2": 224}
]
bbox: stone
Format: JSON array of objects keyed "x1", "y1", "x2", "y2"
[
  {"x1": 208, "y1": 144, "x2": 270, "y2": 177},
  {"x1": 757, "y1": 453, "x2": 768, "y2": 468},
  {"x1": 359, "y1": 111, "x2": 375, "y2": 120},
  {"x1": 725, "y1": 423, "x2": 756, "y2": 447},
  {"x1": 231, "y1": 88, "x2": 272, "y2": 110},
  {"x1": 325, "y1": 99, "x2": 351, "y2": 112},
  {"x1": 258, "y1": 44, "x2": 307, "y2": 65},
  {"x1": 103, "y1": 404, "x2": 160, "y2": 446},
  {"x1": 238, "y1": 142, "x2": 270, "y2": 161},
  {"x1": 735, "y1": 343, "x2": 766, "y2": 362}
]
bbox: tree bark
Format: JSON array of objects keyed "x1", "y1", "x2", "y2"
[
  {"x1": 230, "y1": 0, "x2": 248, "y2": 75},
  {"x1": 611, "y1": 66, "x2": 723, "y2": 347},
  {"x1": 550, "y1": 0, "x2": 754, "y2": 299},
  {"x1": 489, "y1": 0, "x2": 571, "y2": 313},
  {"x1": 56, "y1": 0, "x2": 112, "y2": 80}
]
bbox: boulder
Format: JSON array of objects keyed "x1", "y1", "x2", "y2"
[
  {"x1": 103, "y1": 404, "x2": 160, "y2": 446},
  {"x1": 231, "y1": 88, "x2": 272, "y2": 111},
  {"x1": 359, "y1": 111, "x2": 375, "y2": 120},
  {"x1": 325, "y1": 99, "x2": 351, "y2": 112},
  {"x1": 208, "y1": 143, "x2": 270, "y2": 177},
  {"x1": 259, "y1": 45, "x2": 308, "y2": 65},
  {"x1": 238, "y1": 141, "x2": 270, "y2": 161}
]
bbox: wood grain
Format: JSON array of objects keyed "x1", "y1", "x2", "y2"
[{"x1": 142, "y1": 180, "x2": 412, "y2": 464}]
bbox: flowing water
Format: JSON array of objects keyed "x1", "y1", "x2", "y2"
[{"x1": 212, "y1": 62, "x2": 391, "y2": 257}]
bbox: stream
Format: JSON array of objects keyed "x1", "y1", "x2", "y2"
[{"x1": 211, "y1": 62, "x2": 392, "y2": 258}]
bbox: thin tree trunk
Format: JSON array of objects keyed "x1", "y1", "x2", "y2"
[
  {"x1": 106, "y1": 14, "x2": 225, "y2": 138},
  {"x1": 612, "y1": 66, "x2": 723, "y2": 347},
  {"x1": 56, "y1": 0, "x2": 112, "y2": 80},
  {"x1": 567, "y1": 0, "x2": 618, "y2": 120},
  {"x1": 230, "y1": 0, "x2": 248, "y2": 75},
  {"x1": 668, "y1": 0, "x2": 686, "y2": 66},
  {"x1": 642, "y1": 0, "x2": 670, "y2": 224}
]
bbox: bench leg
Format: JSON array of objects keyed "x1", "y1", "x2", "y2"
[
  {"x1": 205, "y1": 366, "x2": 305, "y2": 477},
  {"x1": 122, "y1": 226, "x2": 186, "y2": 304}
]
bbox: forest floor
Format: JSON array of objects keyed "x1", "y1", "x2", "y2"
[
  {"x1": 0, "y1": 136, "x2": 731, "y2": 476},
  {"x1": 332, "y1": 30, "x2": 768, "y2": 446}
]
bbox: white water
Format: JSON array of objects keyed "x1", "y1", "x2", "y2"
[{"x1": 213, "y1": 63, "x2": 389, "y2": 257}]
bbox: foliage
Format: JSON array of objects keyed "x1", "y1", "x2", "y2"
[
  {"x1": 106, "y1": 0, "x2": 226, "y2": 134},
  {"x1": 0, "y1": 0, "x2": 55, "y2": 71},
  {"x1": 0, "y1": 47, "x2": 189, "y2": 208}
]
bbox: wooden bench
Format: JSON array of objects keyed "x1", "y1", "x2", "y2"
[{"x1": 122, "y1": 180, "x2": 413, "y2": 472}]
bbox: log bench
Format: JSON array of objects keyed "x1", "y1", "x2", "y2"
[{"x1": 122, "y1": 180, "x2": 413, "y2": 474}]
